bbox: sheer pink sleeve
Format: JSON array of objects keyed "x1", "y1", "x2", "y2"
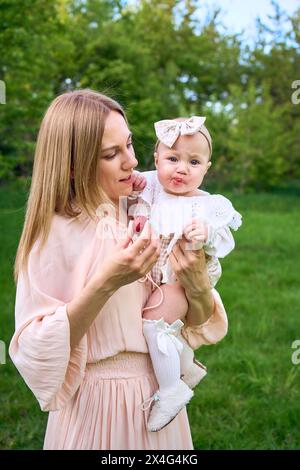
[
  {"x1": 9, "y1": 233, "x2": 88, "y2": 412},
  {"x1": 181, "y1": 289, "x2": 228, "y2": 350}
]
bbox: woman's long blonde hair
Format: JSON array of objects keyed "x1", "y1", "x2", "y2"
[{"x1": 14, "y1": 89, "x2": 126, "y2": 280}]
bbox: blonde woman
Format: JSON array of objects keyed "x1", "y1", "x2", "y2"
[{"x1": 9, "y1": 89, "x2": 228, "y2": 450}]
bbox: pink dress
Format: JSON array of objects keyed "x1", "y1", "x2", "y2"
[{"x1": 9, "y1": 212, "x2": 228, "y2": 450}]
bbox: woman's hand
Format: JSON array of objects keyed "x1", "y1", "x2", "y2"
[
  {"x1": 67, "y1": 221, "x2": 159, "y2": 349},
  {"x1": 169, "y1": 237, "x2": 211, "y2": 294},
  {"x1": 168, "y1": 235, "x2": 214, "y2": 326},
  {"x1": 101, "y1": 221, "x2": 160, "y2": 291}
]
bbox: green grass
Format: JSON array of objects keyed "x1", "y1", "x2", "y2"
[
  {"x1": 0, "y1": 183, "x2": 300, "y2": 449},
  {"x1": 0, "y1": 181, "x2": 48, "y2": 449},
  {"x1": 190, "y1": 190, "x2": 300, "y2": 449}
]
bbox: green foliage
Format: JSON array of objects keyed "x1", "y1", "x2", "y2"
[
  {"x1": 226, "y1": 82, "x2": 288, "y2": 190},
  {"x1": 0, "y1": 0, "x2": 75, "y2": 175},
  {"x1": 0, "y1": 0, "x2": 299, "y2": 189},
  {"x1": 244, "y1": 3, "x2": 300, "y2": 184}
]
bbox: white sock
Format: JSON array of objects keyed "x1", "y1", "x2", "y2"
[
  {"x1": 177, "y1": 330, "x2": 195, "y2": 376},
  {"x1": 143, "y1": 319, "x2": 181, "y2": 394}
]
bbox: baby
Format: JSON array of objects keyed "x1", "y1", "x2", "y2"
[{"x1": 129, "y1": 116, "x2": 242, "y2": 432}]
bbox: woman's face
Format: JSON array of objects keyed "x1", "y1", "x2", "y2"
[{"x1": 97, "y1": 111, "x2": 138, "y2": 204}]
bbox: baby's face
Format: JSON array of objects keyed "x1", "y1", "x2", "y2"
[{"x1": 155, "y1": 133, "x2": 211, "y2": 196}]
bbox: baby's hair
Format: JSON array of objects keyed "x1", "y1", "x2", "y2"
[{"x1": 154, "y1": 117, "x2": 212, "y2": 160}]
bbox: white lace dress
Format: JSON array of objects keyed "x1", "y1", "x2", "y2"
[{"x1": 130, "y1": 170, "x2": 242, "y2": 287}]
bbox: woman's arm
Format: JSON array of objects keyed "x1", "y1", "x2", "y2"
[
  {"x1": 169, "y1": 239, "x2": 214, "y2": 326},
  {"x1": 67, "y1": 273, "x2": 117, "y2": 349},
  {"x1": 67, "y1": 222, "x2": 160, "y2": 348}
]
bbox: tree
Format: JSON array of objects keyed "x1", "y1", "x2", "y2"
[
  {"x1": 0, "y1": 0, "x2": 75, "y2": 178},
  {"x1": 225, "y1": 81, "x2": 288, "y2": 191}
]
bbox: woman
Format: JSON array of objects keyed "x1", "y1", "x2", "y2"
[{"x1": 9, "y1": 89, "x2": 227, "y2": 449}]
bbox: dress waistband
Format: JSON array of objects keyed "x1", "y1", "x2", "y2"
[{"x1": 85, "y1": 352, "x2": 154, "y2": 379}]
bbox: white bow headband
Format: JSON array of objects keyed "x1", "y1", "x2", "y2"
[{"x1": 154, "y1": 116, "x2": 212, "y2": 154}]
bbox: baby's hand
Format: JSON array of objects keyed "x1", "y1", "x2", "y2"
[
  {"x1": 183, "y1": 218, "x2": 208, "y2": 245},
  {"x1": 132, "y1": 171, "x2": 147, "y2": 192}
]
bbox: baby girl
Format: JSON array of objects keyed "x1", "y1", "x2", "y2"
[{"x1": 129, "y1": 116, "x2": 242, "y2": 432}]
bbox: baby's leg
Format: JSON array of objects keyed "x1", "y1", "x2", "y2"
[
  {"x1": 143, "y1": 317, "x2": 193, "y2": 431},
  {"x1": 142, "y1": 283, "x2": 187, "y2": 393},
  {"x1": 143, "y1": 282, "x2": 188, "y2": 323},
  {"x1": 142, "y1": 282, "x2": 193, "y2": 428},
  {"x1": 143, "y1": 317, "x2": 183, "y2": 394},
  {"x1": 142, "y1": 281, "x2": 207, "y2": 399},
  {"x1": 142, "y1": 282, "x2": 188, "y2": 387}
]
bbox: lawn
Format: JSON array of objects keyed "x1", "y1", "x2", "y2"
[{"x1": 0, "y1": 182, "x2": 300, "y2": 449}]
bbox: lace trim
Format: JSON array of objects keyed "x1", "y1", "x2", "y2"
[{"x1": 228, "y1": 211, "x2": 242, "y2": 231}]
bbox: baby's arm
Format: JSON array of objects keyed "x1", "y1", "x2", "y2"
[
  {"x1": 131, "y1": 171, "x2": 147, "y2": 194},
  {"x1": 127, "y1": 171, "x2": 150, "y2": 232},
  {"x1": 183, "y1": 219, "x2": 209, "y2": 248},
  {"x1": 204, "y1": 225, "x2": 235, "y2": 258},
  {"x1": 127, "y1": 171, "x2": 147, "y2": 208},
  {"x1": 202, "y1": 195, "x2": 242, "y2": 258},
  {"x1": 182, "y1": 219, "x2": 224, "y2": 288},
  {"x1": 183, "y1": 218, "x2": 236, "y2": 258}
]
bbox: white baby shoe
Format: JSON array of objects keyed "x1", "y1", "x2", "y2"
[
  {"x1": 177, "y1": 330, "x2": 207, "y2": 389},
  {"x1": 146, "y1": 379, "x2": 193, "y2": 432},
  {"x1": 181, "y1": 357, "x2": 207, "y2": 389}
]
